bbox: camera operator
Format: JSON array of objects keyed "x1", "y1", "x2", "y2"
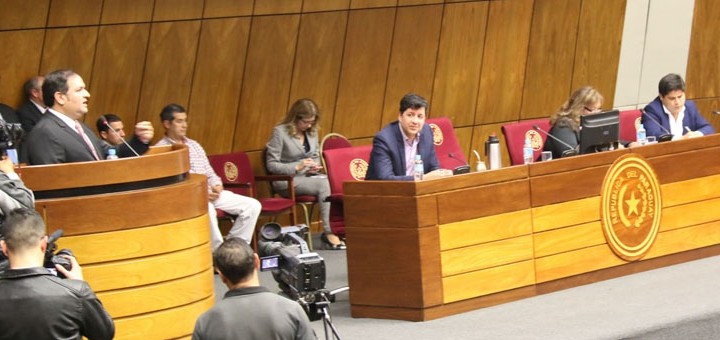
[
  {"x1": 193, "y1": 237, "x2": 316, "y2": 340},
  {"x1": 0, "y1": 208, "x2": 114, "y2": 340}
]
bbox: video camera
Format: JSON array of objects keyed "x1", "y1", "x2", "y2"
[
  {"x1": 43, "y1": 229, "x2": 73, "y2": 276},
  {"x1": 0, "y1": 122, "x2": 23, "y2": 158},
  {"x1": 258, "y1": 222, "x2": 328, "y2": 320}
]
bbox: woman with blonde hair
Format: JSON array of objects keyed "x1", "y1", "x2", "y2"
[
  {"x1": 265, "y1": 99, "x2": 345, "y2": 250},
  {"x1": 543, "y1": 86, "x2": 604, "y2": 159}
]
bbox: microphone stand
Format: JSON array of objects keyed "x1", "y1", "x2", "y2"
[
  {"x1": 532, "y1": 125, "x2": 578, "y2": 158},
  {"x1": 101, "y1": 115, "x2": 140, "y2": 157},
  {"x1": 447, "y1": 153, "x2": 471, "y2": 175},
  {"x1": 640, "y1": 109, "x2": 673, "y2": 142}
]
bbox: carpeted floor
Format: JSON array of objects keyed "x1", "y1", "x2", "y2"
[{"x1": 214, "y1": 235, "x2": 720, "y2": 340}]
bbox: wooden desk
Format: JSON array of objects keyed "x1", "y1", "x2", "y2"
[
  {"x1": 19, "y1": 145, "x2": 213, "y2": 339},
  {"x1": 344, "y1": 134, "x2": 720, "y2": 321}
]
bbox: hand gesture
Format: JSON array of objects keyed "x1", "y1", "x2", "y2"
[{"x1": 135, "y1": 121, "x2": 154, "y2": 143}]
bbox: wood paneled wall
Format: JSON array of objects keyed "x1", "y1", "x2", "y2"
[{"x1": 1, "y1": 0, "x2": 717, "y2": 169}]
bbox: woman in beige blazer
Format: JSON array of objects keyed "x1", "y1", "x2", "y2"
[{"x1": 265, "y1": 99, "x2": 345, "y2": 249}]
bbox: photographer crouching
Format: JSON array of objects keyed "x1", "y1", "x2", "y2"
[{"x1": 0, "y1": 208, "x2": 115, "y2": 340}]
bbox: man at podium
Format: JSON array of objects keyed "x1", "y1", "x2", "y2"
[{"x1": 21, "y1": 69, "x2": 154, "y2": 165}]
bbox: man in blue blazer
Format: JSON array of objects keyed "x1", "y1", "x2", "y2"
[
  {"x1": 366, "y1": 93, "x2": 449, "y2": 181},
  {"x1": 643, "y1": 73, "x2": 714, "y2": 140}
]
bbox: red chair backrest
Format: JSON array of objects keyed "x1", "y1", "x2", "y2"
[
  {"x1": 323, "y1": 145, "x2": 372, "y2": 195},
  {"x1": 501, "y1": 118, "x2": 551, "y2": 165},
  {"x1": 426, "y1": 117, "x2": 466, "y2": 168},
  {"x1": 619, "y1": 109, "x2": 641, "y2": 142},
  {"x1": 207, "y1": 152, "x2": 254, "y2": 197},
  {"x1": 321, "y1": 133, "x2": 352, "y2": 151}
]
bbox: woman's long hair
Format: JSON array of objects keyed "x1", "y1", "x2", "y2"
[
  {"x1": 549, "y1": 86, "x2": 604, "y2": 131},
  {"x1": 281, "y1": 98, "x2": 321, "y2": 137}
]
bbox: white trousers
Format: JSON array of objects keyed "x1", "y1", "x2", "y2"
[{"x1": 207, "y1": 190, "x2": 262, "y2": 250}]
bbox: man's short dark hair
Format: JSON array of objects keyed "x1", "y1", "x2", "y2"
[
  {"x1": 2, "y1": 208, "x2": 44, "y2": 253},
  {"x1": 42, "y1": 69, "x2": 76, "y2": 108},
  {"x1": 399, "y1": 93, "x2": 428, "y2": 113},
  {"x1": 213, "y1": 238, "x2": 254, "y2": 285},
  {"x1": 658, "y1": 73, "x2": 686, "y2": 97},
  {"x1": 96, "y1": 113, "x2": 122, "y2": 134},
  {"x1": 160, "y1": 103, "x2": 186, "y2": 123}
]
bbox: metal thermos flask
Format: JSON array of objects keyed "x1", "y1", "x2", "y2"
[{"x1": 485, "y1": 133, "x2": 501, "y2": 170}]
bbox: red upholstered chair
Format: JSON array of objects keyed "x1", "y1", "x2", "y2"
[
  {"x1": 619, "y1": 109, "x2": 642, "y2": 143},
  {"x1": 501, "y1": 118, "x2": 551, "y2": 165},
  {"x1": 261, "y1": 149, "x2": 318, "y2": 250},
  {"x1": 208, "y1": 152, "x2": 297, "y2": 250},
  {"x1": 426, "y1": 117, "x2": 467, "y2": 170},
  {"x1": 322, "y1": 145, "x2": 372, "y2": 237}
]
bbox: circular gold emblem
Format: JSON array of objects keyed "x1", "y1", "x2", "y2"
[
  {"x1": 524, "y1": 130, "x2": 544, "y2": 151},
  {"x1": 223, "y1": 161, "x2": 239, "y2": 182},
  {"x1": 349, "y1": 158, "x2": 368, "y2": 181},
  {"x1": 429, "y1": 123, "x2": 444, "y2": 146},
  {"x1": 601, "y1": 154, "x2": 662, "y2": 261}
]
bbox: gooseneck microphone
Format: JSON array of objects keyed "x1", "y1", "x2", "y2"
[
  {"x1": 447, "y1": 153, "x2": 471, "y2": 174},
  {"x1": 101, "y1": 115, "x2": 140, "y2": 157},
  {"x1": 640, "y1": 109, "x2": 673, "y2": 142},
  {"x1": 532, "y1": 125, "x2": 578, "y2": 158}
]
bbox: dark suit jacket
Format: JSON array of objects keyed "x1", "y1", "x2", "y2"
[
  {"x1": 642, "y1": 97, "x2": 715, "y2": 138},
  {"x1": 0, "y1": 104, "x2": 20, "y2": 124},
  {"x1": 16, "y1": 101, "x2": 44, "y2": 133},
  {"x1": 20, "y1": 112, "x2": 148, "y2": 165},
  {"x1": 366, "y1": 121, "x2": 440, "y2": 181}
]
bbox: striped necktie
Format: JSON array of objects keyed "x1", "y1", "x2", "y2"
[{"x1": 74, "y1": 120, "x2": 100, "y2": 160}]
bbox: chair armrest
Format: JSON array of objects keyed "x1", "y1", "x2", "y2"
[{"x1": 254, "y1": 175, "x2": 296, "y2": 199}]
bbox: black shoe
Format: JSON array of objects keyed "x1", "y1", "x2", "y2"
[{"x1": 320, "y1": 233, "x2": 346, "y2": 250}]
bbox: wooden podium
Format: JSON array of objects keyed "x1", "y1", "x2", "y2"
[
  {"x1": 344, "y1": 134, "x2": 720, "y2": 321},
  {"x1": 20, "y1": 144, "x2": 213, "y2": 339}
]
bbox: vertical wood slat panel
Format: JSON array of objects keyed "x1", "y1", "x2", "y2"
[
  {"x1": 570, "y1": 0, "x2": 626, "y2": 108},
  {"x1": 203, "y1": 0, "x2": 255, "y2": 18},
  {"x1": 687, "y1": 0, "x2": 720, "y2": 99},
  {"x1": 288, "y1": 12, "x2": 348, "y2": 136},
  {"x1": 303, "y1": 0, "x2": 351, "y2": 12},
  {"x1": 153, "y1": 0, "x2": 205, "y2": 21},
  {"x1": 136, "y1": 21, "x2": 202, "y2": 128},
  {"x1": 334, "y1": 8, "x2": 396, "y2": 138},
  {"x1": 234, "y1": 15, "x2": 301, "y2": 151},
  {"x1": 40, "y1": 27, "x2": 98, "y2": 79},
  {"x1": 101, "y1": 0, "x2": 154, "y2": 24},
  {"x1": 47, "y1": 0, "x2": 102, "y2": 27},
  {"x1": 431, "y1": 2, "x2": 489, "y2": 126},
  {"x1": 381, "y1": 5, "x2": 443, "y2": 125},
  {"x1": 189, "y1": 18, "x2": 252, "y2": 155},
  {"x1": 0, "y1": 0, "x2": 49, "y2": 30},
  {"x1": 88, "y1": 24, "x2": 150, "y2": 128},
  {"x1": 254, "y1": 0, "x2": 303, "y2": 15},
  {"x1": 476, "y1": 0, "x2": 534, "y2": 123},
  {"x1": 521, "y1": 0, "x2": 581, "y2": 119},
  {"x1": 0, "y1": 30, "x2": 45, "y2": 106}
]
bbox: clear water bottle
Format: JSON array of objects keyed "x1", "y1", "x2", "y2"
[
  {"x1": 523, "y1": 138, "x2": 534, "y2": 164},
  {"x1": 106, "y1": 148, "x2": 119, "y2": 160},
  {"x1": 636, "y1": 123, "x2": 647, "y2": 145},
  {"x1": 413, "y1": 155, "x2": 423, "y2": 181}
]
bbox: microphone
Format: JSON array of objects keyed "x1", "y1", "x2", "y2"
[
  {"x1": 640, "y1": 109, "x2": 673, "y2": 142},
  {"x1": 101, "y1": 115, "x2": 140, "y2": 157},
  {"x1": 447, "y1": 153, "x2": 471, "y2": 175},
  {"x1": 532, "y1": 125, "x2": 578, "y2": 158}
]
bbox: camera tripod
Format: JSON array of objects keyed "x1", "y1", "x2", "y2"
[{"x1": 300, "y1": 286, "x2": 348, "y2": 340}]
